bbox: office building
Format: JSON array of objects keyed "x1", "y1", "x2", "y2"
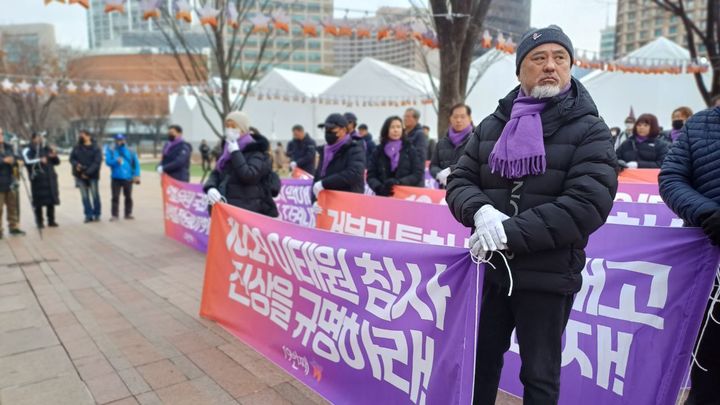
[
  {"x1": 600, "y1": 25, "x2": 616, "y2": 60},
  {"x1": 0, "y1": 24, "x2": 56, "y2": 64}
]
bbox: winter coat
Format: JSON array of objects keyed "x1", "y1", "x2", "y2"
[
  {"x1": 613, "y1": 131, "x2": 630, "y2": 151},
  {"x1": 659, "y1": 107, "x2": 720, "y2": 226},
  {"x1": 161, "y1": 140, "x2": 192, "y2": 182},
  {"x1": 367, "y1": 140, "x2": 424, "y2": 196},
  {"x1": 313, "y1": 139, "x2": 366, "y2": 201},
  {"x1": 446, "y1": 79, "x2": 618, "y2": 295},
  {"x1": 429, "y1": 133, "x2": 471, "y2": 180},
  {"x1": 105, "y1": 145, "x2": 141, "y2": 181},
  {"x1": 616, "y1": 135, "x2": 670, "y2": 169},
  {"x1": 203, "y1": 133, "x2": 278, "y2": 217},
  {"x1": 23, "y1": 145, "x2": 61, "y2": 207},
  {"x1": 200, "y1": 144, "x2": 210, "y2": 159},
  {"x1": 287, "y1": 135, "x2": 317, "y2": 174},
  {"x1": 0, "y1": 142, "x2": 17, "y2": 193},
  {"x1": 352, "y1": 134, "x2": 377, "y2": 167},
  {"x1": 70, "y1": 142, "x2": 103, "y2": 181},
  {"x1": 406, "y1": 124, "x2": 428, "y2": 161}
]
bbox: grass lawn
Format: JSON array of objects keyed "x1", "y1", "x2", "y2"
[{"x1": 140, "y1": 161, "x2": 209, "y2": 179}]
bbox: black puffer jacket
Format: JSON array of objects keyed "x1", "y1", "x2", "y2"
[
  {"x1": 313, "y1": 139, "x2": 365, "y2": 201},
  {"x1": 204, "y1": 133, "x2": 278, "y2": 217},
  {"x1": 287, "y1": 135, "x2": 317, "y2": 174},
  {"x1": 407, "y1": 124, "x2": 428, "y2": 161},
  {"x1": 0, "y1": 143, "x2": 17, "y2": 193},
  {"x1": 70, "y1": 142, "x2": 102, "y2": 180},
  {"x1": 367, "y1": 140, "x2": 424, "y2": 196},
  {"x1": 447, "y1": 79, "x2": 618, "y2": 294},
  {"x1": 23, "y1": 145, "x2": 61, "y2": 207},
  {"x1": 616, "y1": 135, "x2": 670, "y2": 168},
  {"x1": 161, "y1": 141, "x2": 192, "y2": 182},
  {"x1": 429, "y1": 133, "x2": 471, "y2": 181}
]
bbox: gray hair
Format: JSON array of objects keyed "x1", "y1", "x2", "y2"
[{"x1": 405, "y1": 108, "x2": 420, "y2": 120}]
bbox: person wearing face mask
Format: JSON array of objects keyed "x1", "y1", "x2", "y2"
[
  {"x1": 203, "y1": 111, "x2": 278, "y2": 217},
  {"x1": 105, "y1": 134, "x2": 141, "y2": 221},
  {"x1": 367, "y1": 116, "x2": 424, "y2": 196},
  {"x1": 616, "y1": 113, "x2": 670, "y2": 169},
  {"x1": 157, "y1": 125, "x2": 192, "y2": 182},
  {"x1": 608, "y1": 126, "x2": 623, "y2": 150},
  {"x1": 23, "y1": 133, "x2": 62, "y2": 228},
  {"x1": 312, "y1": 113, "x2": 365, "y2": 202},
  {"x1": 446, "y1": 26, "x2": 617, "y2": 404},
  {"x1": 661, "y1": 106, "x2": 693, "y2": 144},
  {"x1": 430, "y1": 103, "x2": 474, "y2": 188},
  {"x1": 70, "y1": 129, "x2": 103, "y2": 223}
]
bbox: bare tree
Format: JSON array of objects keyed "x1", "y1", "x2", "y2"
[
  {"x1": 63, "y1": 90, "x2": 125, "y2": 139},
  {"x1": 426, "y1": 0, "x2": 494, "y2": 137},
  {"x1": 153, "y1": 0, "x2": 298, "y2": 138},
  {"x1": 653, "y1": 0, "x2": 720, "y2": 105},
  {"x1": 130, "y1": 95, "x2": 168, "y2": 158}
]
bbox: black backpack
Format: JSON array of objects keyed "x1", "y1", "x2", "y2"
[{"x1": 265, "y1": 171, "x2": 281, "y2": 197}]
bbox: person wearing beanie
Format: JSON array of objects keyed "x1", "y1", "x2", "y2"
[
  {"x1": 446, "y1": 25, "x2": 617, "y2": 404},
  {"x1": 203, "y1": 111, "x2": 278, "y2": 217},
  {"x1": 430, "y1": 103, "x2": 474, "y2": 188}
]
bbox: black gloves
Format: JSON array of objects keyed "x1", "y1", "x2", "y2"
[
  {"x1": 701, "y1": 210, "x2": 720, "y2": 246},
  {"x1": 381, "y1": 178, "x2": 399, "y2": 196}
]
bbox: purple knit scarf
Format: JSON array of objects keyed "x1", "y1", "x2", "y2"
[
  {"x1": 670, "y1": 129, "x2": 682, "y2": 142},
  {"x1": 320, "y1": 135, "x2": 351, "y2": 177},
  {"x1": 216, "y1": 134, "x2": 253, "y2": 172},
  {"x1": 489, "y1": 85, "x2": 570, "y2": 179},
  {"x1": 448, "y1": 125, "x2": 473, "y2": 147},
  {"x1": 384, "y1": 140, "x2": 402, "y2": 172},
  {"x1": 163, "y1": 137, "x2": 183, "y2": 155}
]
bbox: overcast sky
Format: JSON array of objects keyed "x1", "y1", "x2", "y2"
[{"x1": 6, "y1": 0, "x2": 617, "y2": 53}]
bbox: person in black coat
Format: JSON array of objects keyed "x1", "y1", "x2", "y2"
[
  {"x1": 616, "y1": 113, "x2": 670, "y2": 169},
  {"x1": 158, "y1": 125, "x2": 192, "y2": 182},
  {"x1": 447, "y1": 27, "x2": 617, "y2": 404},
  {"x1": 0, "y1": 129, "x2": 24, "y2": 238},
  {"x1": 23, "y1": 133, "x2": 61, "y2": 228},
  {"x1": 356, "y1": 123, "x2": 377, "y2": 166},
  {"x1": 287, "y1": 124, "x2": 317, "y2": 174},
  {"x1": 659, "y1": 106, "x2": 720, "y2": 404},
  {"x1": 69, "y1": 130, "x2": 103, "y2": 223},
  {"x1": 199, "y1": 139, "x2": 211, "y2": 172},
  {"x1": 312, "y1": 113, "x2": 365, "y2": 202},
  {"x1": 204, "y1": 112, "x2": 278, "y2": 217},
  {"x1": 367, "y1": 116, "x2": 424, "y2": 196},
  {"x1": 403, "y1": 108, "x2": 428, "y2": 162},
  {"x1": 430, "y1": 103, "x2": 474, "y2": 188}
]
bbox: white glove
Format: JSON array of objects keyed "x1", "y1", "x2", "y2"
[
  {"x1": 313, "y1": 181, "x2": 324, "y2": 197},
  {"x1": 470, "y1": 205, "x2": 510, "y2": 255},
  {"x1": 225, "y1": 128, "x2": 240, "y2": 143},
  {"x1": 626, "y1": 161, "x2": 639, "y2": 169},
  {"x1": 207, "y1": 188, "x2": 223, "y2": 205},
  {"x1": 436, "y1": 167, "x2": 451, "y2": 186},
  {"x1": 290, "y1": 161, "x2": 298, "y2": 171},
  {"x1": 226, "y1": 140, "x2": 240, "y2": 153},
  {"x1": 156, "y1": 165, "x2": 163, "y2": 174},
  {"x1": 312, "y1": 202, "x2": 323, "y2": 216}
]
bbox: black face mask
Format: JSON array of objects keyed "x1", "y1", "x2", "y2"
[
  {"x1": 325, "y1": 130, "x2": 339, "y2": 145},
  {"x1": 168, "y1": 134, "x2": 176, "y2": 142},
  {"x1": 672, "y1": 120, "x2": 684, "y2": 130}
]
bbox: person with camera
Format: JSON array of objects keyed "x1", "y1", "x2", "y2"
[
  {"x1": 22, "y1": 132, "x2": 61, "y2": 228},
  {"x1": 105, "y1": 134, "x2": 140, "y2": 221},
  {"x1": 70, "y1": 129, "x2": 103, "y2": 223}
]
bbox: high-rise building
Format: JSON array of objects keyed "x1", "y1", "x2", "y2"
[
  {"x1": 614, "y1": 0, "x2": 709, "y2": 57},
  {"x1": 600, "y1": 25, "x2": 616, "y2": 60},
  {"x1": 484, "y1": 0, "x2": 532, "y2": 42},
  {"x1": 0, "y1": 24, "x2": 56, "y2": 64},
  {"x1": 86, "y1": 0, "x2": 335, "y2": 74}
]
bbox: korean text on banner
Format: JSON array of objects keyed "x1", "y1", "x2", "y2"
[
  {"x1": 499, "y1": 224, "x2": 719, "y2": 404},
  {"x1": 161, "y1": 175, "x2": 210, "y2": 253},
  {"x1": 200, "y1": 203, "x2": 481, "y2": 405},
  {"x1": 275, "y1": 179, "x2": 314, "y2": 227},
  {"x1": 608, "y1": 201, "x2": 682, "y2": 227}
]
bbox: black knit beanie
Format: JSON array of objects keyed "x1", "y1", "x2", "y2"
[{"x1": 515, "y1": 25, "x2": 574, "y2": 75}]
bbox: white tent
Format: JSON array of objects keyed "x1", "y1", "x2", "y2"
[
  {"x1": 464, "y1": 50, "x2": 519, "y2": 121},
  {"x1": 581, "y1": 37, "x2": 711, "y2": 128},
  {"x1": 320, "y1": 58, "x2": 439, "y2": 139}
]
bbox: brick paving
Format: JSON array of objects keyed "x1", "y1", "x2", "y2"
[{"x1": 0, "y1": 161, "x2": 521, "y2": 405}]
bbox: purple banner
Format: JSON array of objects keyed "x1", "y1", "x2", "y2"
[
  {"x1": 499, "y1": 224, "x2": 719, "y2": 404},
  {"x1": 275, "y1": 179, "x2": 314, "y2": 227},
  {"x1": 609, "y1": 201, "x2": 682, "y2": 227},
  {"x1": 201, "y1": 204, "x2": 481, "y2": 405},
  {"x1": 616, "y1": 182, "x2": 662, "y2": 203},
  {"x1": 162, "y1": 175, "x2": 210, "y2": 253}
]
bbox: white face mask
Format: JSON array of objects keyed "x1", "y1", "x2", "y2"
[{"x1": 225, "y1": 128, "x2": 240, "y2": 138}]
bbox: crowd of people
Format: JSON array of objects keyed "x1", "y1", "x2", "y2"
[{"x1": 1, "y1": 23, "x2": 719, "y2": 405}]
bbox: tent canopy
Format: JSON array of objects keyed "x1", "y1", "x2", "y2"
[
  {"x1": 255, "y1": 68, "x2": 338, "y2": 97},
  {"x1": 323, "y1": 57, "x2": 437, "y2": 98}
]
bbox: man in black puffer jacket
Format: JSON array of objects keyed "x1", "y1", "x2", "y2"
[
  {"x1": 287, "y1": 124, "x2": 317, "y2": 174},
  {"x1": 430, "y1": 103, "x2": 474, "y2": 188},
  {"x1": 659, "y1": 106, "x2": 720, "y2": 405},
  {"x1": 447, "y1": 26, "x2": 617, "y2": 405},
  {"x1": 70, "y1": 130, "x2": 103, "y2": 223},
  {"x1": 158, "y1": 125, "x2": 192, "y2": 182},
  {"x1": 312, "y1": 113, "x2": 365, "y2": 202}
]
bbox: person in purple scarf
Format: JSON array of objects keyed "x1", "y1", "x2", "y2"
[
  {"x1": 662, "y1": 106, "x2": 693, "y2": 144},
  {"x1": 311, "y1": 113, "x2": 366, "y2": 203},
  {"x1": 446, "y1": 25, "x2": 618, "y2": 405},
  {"x1": 430, "y1": 103, "x2": 474, "y2": 188},
  {"x1": 616, "y1": 113, "x2": 670, "y2": 169},
  {"x1": 367, "y1": 116, "x2": 424, "y2": 196},
  {"x1": 203, "y1": 111, "x2": 278, "y2": 217},
  {"x1": 157, "y1": 125, "x2": 192, "y2": 182}
]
